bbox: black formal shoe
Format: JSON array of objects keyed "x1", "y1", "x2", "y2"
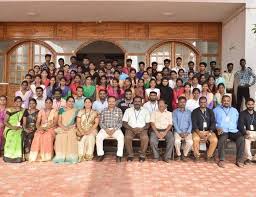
[
  {"x1": 127, "y1": 157, "x2": 134, "y2": 162},
  {"x1": 163, "y1": 158, "x2": 170, "y2": 163},
  {"x1": 97, "y1": 155, "x2": 104, "y2": 162},
  {"x1": 236, "y1": 161, "x2": 244, "y2": 168},
  {"x1": 116, "y1": 156, "x2": 122, "y2": 163},
  {"x1": 244, "y1": 159, "x2": 252, "y2": 165},
  {"x1": 139, "y1": 157, "x2": 145, "y2": 162},
  {"x1": 182, "y1": 156, "x2": 189, "y2": 162},
  {"x1": 175, "y1": 156, "x2": 181, "y2": 161}
]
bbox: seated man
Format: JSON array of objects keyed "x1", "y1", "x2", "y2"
[
  {"x1": 123, "y1": 96, "x2": 150, "y2": 162},
  {"x1": 238, "y1": 98, "x2": 256, "y2": 164},
  {"x1": 150, "y1": 99, "x2": 174, "y2": 163},
  {"x1": 173, "y1": 96, "x2": 193, "y2": 161},
  {"x1": 96, "y1": 96, "x2": 124, "y2": 162},
  {"x1": 214, "y1": 95, "x2": 244, "y2": 168},
  {"x1": 92, "y1": 89, "x2": 108, "y2": 114},
  {"x1": 192, "y1": 96, "x2": 218, "y2": 162},
  {"x1": 143, "y1": 91, "x2": 159, "y2": 113}
]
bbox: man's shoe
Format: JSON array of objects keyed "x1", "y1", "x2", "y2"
[
  {"x1": 127, "y1": 157, "x2": 133, "y2": 162},
  {"x1": 153, "y1": 158, "x2": 160, "y2": 163},
  {"x1": 175, "y1": 156, "x2": 181, "y2": 161},
  {"x1": 139, "y1": 157, "x2": 145, "y2": 162},
  {"x1": 236, "y1": 161, "x2": 244, "y2": 168},
  {"x1": 182, "y1": 156, "x2": 189, "y2": 162},
  {"x1": 97, "y1": 155, "x2": 104, "y2": 162},
  {"x1": 218, "y1": 161, "x2": 225, "y2": 168},
  {"x1": 116, "y1": 156, "x2": 122, "y2": 163},
  {"x1": 194, "y1": 156, "x2": 200, "y2": 162},
  {"x1": 244, "y1": 159, "x2": 252, "y2": 165},
  {"x1": 163, "y1": 158, "x2": 170, "y2": 163},
  {"x1": 205, "y1": 156, "x2": 214, "y2": 163}
]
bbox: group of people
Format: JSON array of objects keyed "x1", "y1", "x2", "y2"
[{"x1": 0, "y1": 54, "x2": 256, "y2": 168}]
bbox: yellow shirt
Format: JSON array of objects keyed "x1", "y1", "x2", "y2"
[{"x1": 150, "y1": 110, "x2": 172, "y2": 129}]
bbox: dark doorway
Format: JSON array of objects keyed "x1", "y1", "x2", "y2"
[{"x1": 76, "y1": 41, "x2": 125, "y2": 66}]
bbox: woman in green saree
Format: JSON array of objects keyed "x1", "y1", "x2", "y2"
[
  {"x1": 82, "y1": 76, "x2": 96, "y2": 100},
  {"x1": 3, "y1": 96, "x2": 25, "y2": 163},
  {"x1": 53, "y1": 96, "x2": 79, "y2": 164}
]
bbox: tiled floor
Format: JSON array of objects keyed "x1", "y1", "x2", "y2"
[{"x1": 0, "y1": 154, "x2": 256, "y2": 197}]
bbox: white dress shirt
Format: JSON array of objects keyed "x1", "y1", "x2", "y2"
[
  {"x1": 122, "y1": 107, "x2": 150, "y2": 128},
  {"x1": 143, "y1": 101, "x2": 159, "y2": 114}
]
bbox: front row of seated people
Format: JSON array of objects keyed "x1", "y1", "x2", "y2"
[{"x1": 2, "y1": 92, "x2": 256, "y2": 168}]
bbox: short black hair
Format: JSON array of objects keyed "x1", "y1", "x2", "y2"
[
  {"x1": 227, "y1": 63, "x2": 233, "y2": 67},
  {"x1": 126, "y1": 59, "x2": 132, "y2": 63},
  {"x1": 210, "y1": 61, "x2": 216, "y2": 65},
  {"x1": 45, "y1": 54, "x2": 51, "y2": 58},
  {"x1": 246, "y1": 98, "x2": 255, "y2": 104},
  {"x1": 199, "y1": 62, "x2": 207, "y2": 67},
  {"x1": 176, "y1": 57, "x2": 182, "y2": 61},
  {"x1": 164, "y1": 59, "x2": 171, "y2": 63},
  {"x1": 139, "y1": 61, "x2": 145, "y2": 66},
  {"x1": 14, "y1": 96, "x2": 22, "y2": 102},
  {"x1": 149, "y1": 91, "x2": 157, "y2": 95},
  {"x1": 178, "y1": 96, "x2": 186, "y2": 102},
  {"x1": 36, "y1": 87, "x2": 44, "y2": 92},
  {"x1": 188, "y1": 61, "x2": 194, "y2": 65},
  {"x1": 192, "y1": 88, "x2": 200, "y2": 93}
]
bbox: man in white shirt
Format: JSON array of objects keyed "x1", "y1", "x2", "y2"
[
  {"x1": 222, "y1": 63, "x2": 235, "y2": 106},
  {"x1": 172, "y1": 57, "x2": 184, "y2": 73},
  {"x1": 92, "y1": 90, "x2": 108, "y2": 114},
  {"x1": 123, "y1": 96, "x2": 151, "y2": 162},
  {"x1": 143, "y1": 91, "x2": 159, "y2": 113},
  {"x1": 150, "y1": 99, "x2": 174, "y2": 163},
  {"x1": 33, "y1": 87, "x2": 45, "y2": 110},
  {"x1": 169, "y1": 70, "x2": 177, "y2": 89},
  {"x1": 191, "y1": 76, "x2": 202, "y2": 92}
]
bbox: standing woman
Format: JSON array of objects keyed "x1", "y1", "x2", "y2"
[
  {"x1": 15, "y1": 80, "x2": 33, "y2": 109},
  {"x1": 208, "y1": 76, "x2": 217, "y2": 94},
  {"x1": 155, "y1": 72, "x2": 163, "y2": 88},
  {"x1": 0, "y1": 96, "x2": 7, "y2": 152},
  {"x1": 107, "y1": 78, "x2": 124, "y2": 101},
  {"x1": 181, "y1": 82, "x2": 193, "y2": 100},
  {"x1": 214, "y1": 83, "x2": 231, "y2": 107},
  {"x1": 69, "y1": 74, "x2": 82, "y2": 97},
  {"x1": 83, "y1": 76, "x2": 96, "y2": 100},
  {"x1": 46, "y1": 76, "x2": 58, "y2": 98},
  {"x1": 3, "y1": 96, "x2": 24, "y2": 163},
  {"x1": 53, "y1": 96, "x2": 78, "y2": 164},
  {"x1": 159, "y1": 77, "x2": 173, "y2": 112},
  {"x1": 76, "y1": 98, "x2": 99, "y2": 161},
  {"x1": 29, "y1": 98, "x2": 58, "y2": 162},
  {"x1": 172, "y1": 78, "x2": 185, "y2": 110},
  {"x1": 96, "y1": 75, "x2": 107, "y2": 100},
  {"x1": 41, "y1": 69, "x2": 50, "y2": 87},
  {"x1": 58, "y1": 77, "x2": 70, "y2": 99},
  {"x1": 123, "y1": 78, "x2": 135, "y2": 98},
  {"x1": 200, "y1": 82, "x2": 214, "y2": 109},
  {"x1": 22, "y1": 98, "x2": 39, "y2": 161},
  {"x1": 134, "y1": 79, "x2": 145, "y2": 101},
  {"x1": 129, "y1": 68, "x2": 137, "y2": 88}
]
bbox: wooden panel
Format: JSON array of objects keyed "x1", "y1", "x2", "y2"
[
  {"x1": 7, "y1": 84, "x2": 20, "y2": 107},
  {"x1": 148, "y1": 23, "x2": 199, "y2": 39},
  {"x1": 56, "y1": 23, "x2": 73, "y2": 39},
  {"x1": 0, "y1": 25, "x2": 4, "y2": 39},
  {"x1": 199, "y1": 23, "x2": 220, "y2": 40},
  {"x1": 0, "y1": 84, "x2": 7, "y2": 96},
  {"x1": 127, "y1": 23, "x2": 148, "y2": 39},
  {"x1": 5, "y1": 23, "x2": 55, "y2": 39},
  {"x1": 76, "y1": 22, "x2": 126, "y2": 39}
]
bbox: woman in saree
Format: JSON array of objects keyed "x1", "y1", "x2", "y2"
[
  {"x1": 3, "y1": 96, "x2": 24, "y2": 163},
  {"x1": 22, "y1": 98, "x2": 39, "y2": 161},
  {"x1": 76, "y1": 98, "x2": 99, "y2": 162},
  {"x1": 29, "y1": 97, "x2": 58, "y2": 162},
  {"x1": 53, "y1": 96, "x2": 79, "y2": 164},
  {"x1": 83, "y1": 76, "x2": 96, "y2": 100},
  {"x1": 0, "y1": 95, "x2": 7, "y2": 153}
]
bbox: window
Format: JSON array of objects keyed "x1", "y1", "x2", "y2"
[
  {"x1": 149, "y1": 41, "x2": 199, "y2": 71},
  {"x1": 8, "y1": 42, "x2": 55, "y2": 84}
]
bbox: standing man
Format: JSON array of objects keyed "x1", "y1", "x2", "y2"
[
  {"x1": 194, "y1": 62, "x2": 209, "y2": 80},
  {"x1": 118, "y1": 89, "x2": 133, "y2": 113},
  {"x1": 222, "y1": 63, "x2": 235, "y2": 105},
  {"x1": 163, "y1": 59, "x2": 171, "y2": 69},
  {"x1": 209, "y1": 61, "x2": 217, "y2": 76},
  {"x1": 192, "y1": 96, "x2": 218, "y2": 161},
  {"x1": 136, "y1": 61, "x2": 145, "y2": 79},
  {"x1": 238, "y1": 98, "x2": 256, "y2": 164},
  {"x1": 92, "y1": 89, "x2": 108, "y2": 114},
  {"x1": 74, "y1": 86, "x2": 86, "y2": 110},
  {"x1": 214, "y1": 95, "x2": 244, "y2": 168},
  {"x1": 96, "y1": 96, "x2": 124, "y2": 162},
  {"x1": 143, "y1": 91, "x2": 159, "y2": 113},
  {"x1": 123, "y1": 96, "x2": 150, "y2": 162},
  {"x1": 58, "y1": 58, "x2": 65, "y2": 70},
  {"x1": 151, "y1": 62, "x2": 158, "y2": 78},
  {"x1": 150, "y1": 99, "x2": 174, "y2": 162},
  {"x1": 214, "y1": 68, "x2": 225, "y2": 86},
  {"x1": 235, "y1": 59, "x2": 256, "y2": 111},
  {"x1": 70, "y1": 56, "x2": 78, "y2": 71},
  {"x1": 41, "y1": 54, "x2": 51, "y2": 71},
  {"x1": 123, "y1": 59, "x2": 134, "y2": 75},
  {"x1": 173, "y1": 97, "x2": 193, "y2": 161},
  {"x1": 172, "y1": 57, "x2": 184, "y2": 73},
  {"x1": 52, "y1": 89, "x2": 66, "y2": 110}
]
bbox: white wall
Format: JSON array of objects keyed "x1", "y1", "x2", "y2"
[{"x1": 222, "y1": 9, "x2": 245, "y2": 72}]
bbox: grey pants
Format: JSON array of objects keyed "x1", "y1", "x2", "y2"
[{"x1": 150, "y1": 131, "x2": 174, "y2": 160}]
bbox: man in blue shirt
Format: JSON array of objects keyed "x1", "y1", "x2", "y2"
[
  {"x1": 213, "y1": 95, "x2": 245, "y2": 168},
  {"x1": 173, "y1": 96, "x2": 193, "y2": 161}
]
